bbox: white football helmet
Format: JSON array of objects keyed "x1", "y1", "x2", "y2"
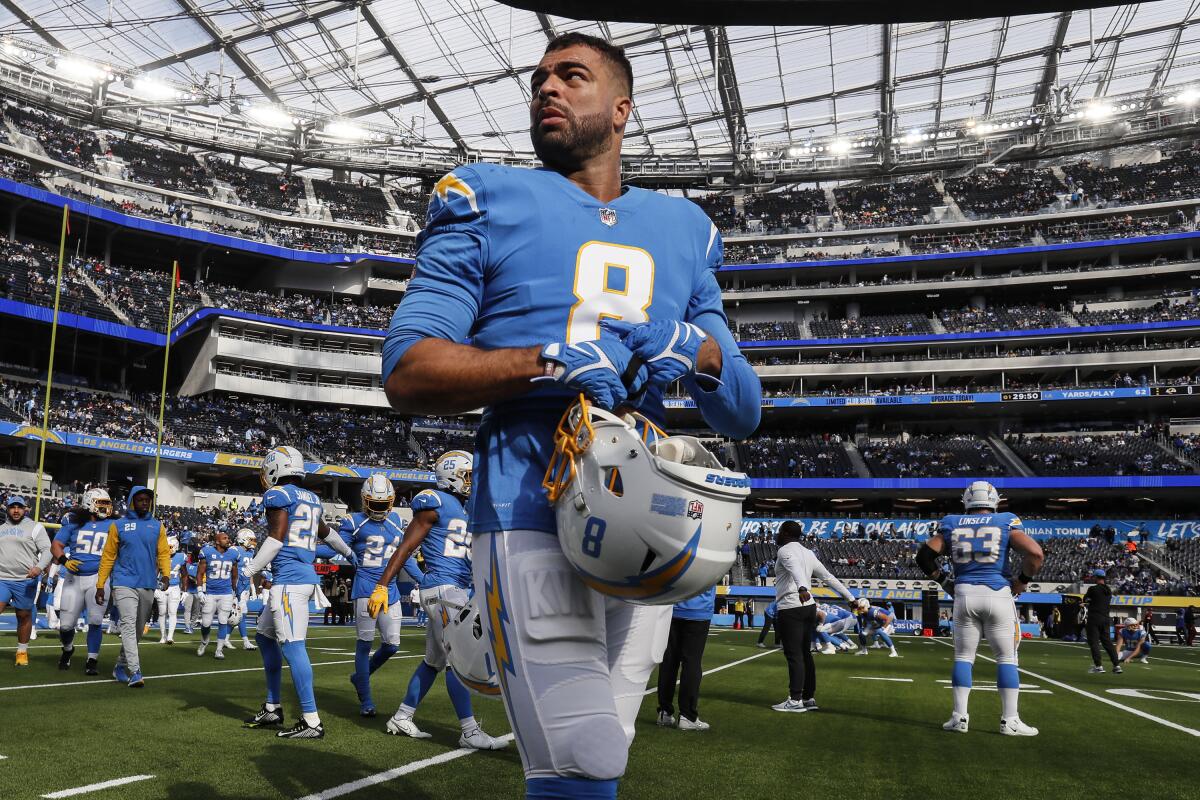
[
  {"x1": 1123, "y1": 617, "x2": 1139, "y2": 628},
  {"x1": 167, "y1": 536, "x2": 180, "y2": 555},
  {"x1": 440, "y1": 593, "x2": 501, "y2": 698},
  {"x1": 854, "y1": 596, "x2": 871, "y2": 612},
  {"x1": 361, "y1": 473, "x2": 396, "y2": 521},
  {"x1": 962, "y1": 480, "x2": 1000, "y2": 512},
  {"x1": 83, "y1": 488, "x2": 112, "y2": 519},
  {"x1": 435, "y1": 450, "x2": 472, "y2": 496},
  {"x1": 236, "y1": 528, "x2": 257, "y2": 549},
  {"x1": 543, "y1": 397, "x2": 750, "y2": 606},
  {"x1": 261, "y1": 445, "x2": 305, "y2": 489}
]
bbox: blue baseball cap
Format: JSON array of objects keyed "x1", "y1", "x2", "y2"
[
  {"x1": 5, "y1": 495, "x2": 27, "y2": 507},
  {"x1": 1092, "y1": 569, "x2": 1106, "y2": 578}
]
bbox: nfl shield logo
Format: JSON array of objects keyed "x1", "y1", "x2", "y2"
[
  {"x1": 687, "y1": 500, "x2": 704, "y2": 519},
  {"x1": 599, "y1": 207, "x2": 618, "y2": 227}
]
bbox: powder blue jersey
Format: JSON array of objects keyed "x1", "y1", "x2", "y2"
[
  {"x1": 939, "y1": 512, "x2": 1022, "y2": 591},
  {"x1": 857, "y1": 605, "x2": 892, "y2": 629},
  {"x1": 236, "y1": 551, "x2": 254, "y2": 593},
  {"x1": 1120, "y1": 627, "x2": 1147, "y2": 650},
  {"x1": 199, "y1": 545, "x2": 240, "y2": 595},
  {"x1": 167, "y1": 552, "x2": 187, "y2": 588},
  {"x1": 186, "y1": 562, "x2": 198, "y2": 593},
  {"x1": 263, "y1": 483, "x2": 324, "y2": 585},
  {"x1": 410, "y1": 489, "x2": 473, "y2": 590},
  {"x1": 54, "y1": 519, "x2": 111, "y2": 577},
  {"x1": 382, "y1": 164, "x2": 761, "y2": 534},
  {"x1": 333, "y1": 511, "x2": 423, "y2": 602},
  {"x1": 820, "y1": 603, "x2": 852, "y2": 624}
]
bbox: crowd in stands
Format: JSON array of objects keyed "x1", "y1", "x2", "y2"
[
  {"x1": 106, "y1": 138, "x2": 208, "y2": 194},
  {"x1": 939, "y1": 304, "x2": 1066, "y2": 333},
  {"x1": 945, "y1": 167, "x2": 1060, "y2": 218},
  {"x1": 3, "y1": 103, "x2": 100, "y2": 169},
  {"x1": 0, "y1": 377, "x2": 157, "y2": 442},
  {"x1": 1157, "y1": 536, "x2": 1200, "y2": 587},
  {"x1": 809, "y1": 313, "x2": 933, "y2": 338},
  {"x1": 1008, "y1": 431, "x2": 1193, "y2": 477},
  {"x1": 1044, "y1": 211, "x2": 1185, "y2": 243},
  {"x1": 833, "y1": 178, "x2": 941, "y2": 228},
  {"x1": 859, "y1": 434, "x2": 1008, "y2": 479},
  {"x1": 909, "y1": 225, "x2": 1033, "y2": 253},
  {"x1": 1062, "y1": 149, "x2": 1200, "y2": 207},
  {"x1": 1073, "y1": 297, "x2": 1200, "y2": 327},
  {"x1": 737, "y1": 321, "x2": 801, "y2": 341},
  {"x1": 158, "y1": 395, "x2": 286, "y2": 455},
  {"x1": 204, "y1": 157, "x2": 304, "y2": 213},
  {"x1": 742, "y1": 187, "x2": 828, "y2": 232},
  {"x1": 312, "y1": 178, "x2": 391, "y2": 227},
  {"x1": 737, "y1": 433, "x2": 857, "y2": 478}
]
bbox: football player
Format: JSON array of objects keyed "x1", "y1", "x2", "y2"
[
  {"x1": 242, "y1": 445, "x2": 356, "y2": 739},
  {"x1": 853, "y1": 597, "x2": 899, "y2": 658},
  {"x1": 315, "y1": 473, "x2": 421, "y2": 718},
  {"x1": 182, "y1": 557, "x2": 199, "y2": 634},
  {"x1": 155, "y1": 535, "x2": 186, "y2": 643},
  {"x1": 233, "y1": 529, "x2": 258, "y2": 651},
  {"x1": 52, "y1": 489, "x2": 114, "y2": 673},
  {"x1": 380, "y1": 32, "x2": 761, "y2": 796},
  {"x1": 917, "y1": 480, "x2": 1045, "y2": 736},
  {"x1": 196, "y1": 531, "x2": 240, "y2": 659},
  {"x1": 368, "y1": 452, "x2": 506, "y2": 750},
  {"x1": 1117, "y1": 617, "x2": 1152, "y2": 665},
  {"x1": 814, "y1": 603, "x2": 855, "y2": 653}
]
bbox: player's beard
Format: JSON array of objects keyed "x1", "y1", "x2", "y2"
[{"x1": 531, "y1": 106, "x2": 614, "y2": 172}]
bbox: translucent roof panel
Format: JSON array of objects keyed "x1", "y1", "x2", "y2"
[{"x1": 0, "y1": 1, "x2": 1197, "y2": 160}]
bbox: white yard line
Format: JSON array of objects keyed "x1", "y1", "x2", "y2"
[
  {"x1": 0, "y1": 632, "x2": 405, "y2": 652},
  {"x1": 849, "y1": 676, "x2": 913, "y2": 682},
  {"x1": 298, "y1": 646, "x2": 780, "y2": 800},
  {"x1": 933, "y1": 639, "x2": 1200, "y2": 736},
  {"x1": 41, "y1": 774, "x2": 155, "y2": 798}
]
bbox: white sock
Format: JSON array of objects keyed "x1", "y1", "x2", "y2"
[
  {"x1": 16, "y1": 643, "x2": 28, "y2": 654},
  {"x1": 302, "y1": 711, "x2": 321, "y2": 727},
  {"x1": 264, "y1": 702, "x2": 281, "y2": 712},
  {"x1": 397, "y1": 704, "x2": 416, "y2": 718},
  {"x1": 87, "y1": 652, "x2": 98, "y2": 659},
  {"x1": 952, "y1": 687, "x2": 971, "y2": 717},
  {"x1": 459, "y1": 716, "x2": 478, "y2": 734},
  {"x1": 1000, "y1": 688, "x2": 1019, "y2": 719}
]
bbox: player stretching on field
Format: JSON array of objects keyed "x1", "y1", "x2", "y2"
[
  {"x1": 381, "y1": 32, "x2": 760, "y2": 798},
  {"x1": 242, "y1": 446, "x2": 356, "y2": 739},
  {"x1": 918, "y1": 480, "x2": 1044, "y2": 736},
  {"x1": 1117, "y1": 617, "x2": 1152, "y2": 665}
]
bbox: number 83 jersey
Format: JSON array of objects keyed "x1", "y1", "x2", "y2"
[
  {"x1": 410, "y1": 490, "x2": 473, "y2": 591},
  {"x1": 263, "y1": 483, "x2": 325, "y2": 585},
  {"x1": 384, "y1": 163, "x2": 736, "y2": 536},
  {"x1": 938, "y1": 512, "x2": 1023, "y2": 591}
]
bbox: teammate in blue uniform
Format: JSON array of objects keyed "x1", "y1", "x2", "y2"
[
  {"x1": 917, "y1": 480, "x2": 1045, "y2": 736},
  {"x1": 182, "y1": 559, "x2": 199, "y2": 634},
  {"x1": 380, "y1": 33, "x2": 760, "y2": 798},
  {"x1": 242, "y1": 446, "x2": 355, "y2": 739},
  {"x1": 814, "y1": 603, "x2": 855, "y2": 653},
  {"x1": 155, "y1": 536, "x2": 186, "y2": 644},
  {"x1": 232, "y1": 529, "x2": 258, "y2": 651},
  {"x1": 853, "y1": 598, "x2": 899, "y2": 657},
  {"x1": 51, "y1": 489, "x2": 114, "y2": 674},
  {"x1": 369, "y1": 452, "x2": 506, "y2": 750},
  {"x1": 315, "y1": 473, "x2": 421, "y2": 718},
  {"x1": 196, "y1": 532, "x2": 240, "y2": 660},
  {"x1": 1117, "y1": 617, "x2": 1152, "y2": 664}
]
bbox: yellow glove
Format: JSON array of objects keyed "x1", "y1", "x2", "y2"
[
  {"x1": 367, "y1": 585, "x2": 389, "y2": 619},
  {"x1": 64, "y1": 559, "x2": 83, "y2": 574}
]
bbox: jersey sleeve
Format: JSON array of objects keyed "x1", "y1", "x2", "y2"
[
  {"x1": 263, "y1": 486, "x2": 291, "y2": 509},
  {"x1": 1008, "y1": 514, "x2": 1024, "y2": 531},
  {"x1": 681, "y1": 220, "x2": 762, "y2": 440},
  {"x1": 410, "y1": 490, "x2": 443, "y2": 513},
  {"x1": 381, "y1": 168, "x2": 488, "y2": 382}
]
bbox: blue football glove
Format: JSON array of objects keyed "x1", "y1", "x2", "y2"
[
  {"x1": 601, "y1": 319, "x2": 720, "y2": 389},
  {"x1": 534, "y1": 335, "x2": 647, "y2": 410}
]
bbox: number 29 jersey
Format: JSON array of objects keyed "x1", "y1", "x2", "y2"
[
  {"x1": 938, "y1": 512, "x2": 1023, "y2": 591},
  {"x1": 410, "y1": 489, "x2": 472, "y2": 591},
  {"x1": 383, "y1": 163, "x2": 744, "y2": 536},
  {"x1": 263, "y1": 483, "x2": 324, "y2": 585}
]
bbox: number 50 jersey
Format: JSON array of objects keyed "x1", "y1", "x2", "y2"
[
  {"x1": 410, "y1": 489, "x2": 472, "y2": 591},
  {"x1": 938, "y1": 512, "x2": 1023, "y2": 591},
  {"x1": 263, "y1": 483, "x2": 325, "y2": 585}
]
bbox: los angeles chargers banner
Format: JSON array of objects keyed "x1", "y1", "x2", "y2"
[
  {"x1": 0, "y1": 421, "x2": 435, "y2": 484},
  {"x1": 739, "y1": 517, "x2": 1200, "y2": 542}
]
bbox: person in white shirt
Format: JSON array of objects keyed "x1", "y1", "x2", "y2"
[{"x1": 771, "y1": 521, "x2": 855, "y2": 713}]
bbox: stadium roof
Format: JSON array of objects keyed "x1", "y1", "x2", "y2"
[{"x1": 2, "y1": 1, "x2": 1200, "y2": 162}]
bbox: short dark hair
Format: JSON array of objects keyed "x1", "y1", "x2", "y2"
[
  {"x1": 544, "y1": 32, "x2": 633, "y2": 96},
  {"x1": 776, "y1": 520, "x2": 804, "y2": 547}
]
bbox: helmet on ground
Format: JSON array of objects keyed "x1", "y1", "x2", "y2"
[
  {"x1": 435, "y1": 451, "x2": 472, "y2": 496},
  {"x1": 83, "y1": 488, "x2": 112, "y2": 519},
  {"x1": 261, "y1": 445, "x2": 305, "y2": 489},
  {"x1": 542, "y1": 396, "x2": 750, "y2": 606},
  {"x1": 361, "y1": 473, "x2": 396, "y2": 521},
  {"x1": 440, "y1": 593, "x2": 501, "y2": 698},
  {"x1": 167, "y1": 535, "x2": 179, "y2": 555},
  {"x1": 235, "y1": 528, "x2": 257, "y2": 549},
  {"x1": 962, "y1": 480, "x2": 1000, "y2": 512}
]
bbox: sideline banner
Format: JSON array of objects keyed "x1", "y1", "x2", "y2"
[{"x1": 739, "y1": 517, "x2": 1199, "y2": 542}]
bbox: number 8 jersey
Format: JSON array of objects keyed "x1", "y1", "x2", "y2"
[
  {"x1": 410, "y1": 489, "x2": 473, "y2": 590},
  {"x1": 938, "y1": 511, "x2": 1023, "y2": 591},
  {"x1": 263, "y1": 483, "x2": 325, "y2": 585}
]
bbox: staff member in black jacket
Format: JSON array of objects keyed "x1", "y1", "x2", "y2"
[
  {"x1": 771, "y1": 521, "x2": 855, "y2": 713},
  {"x1": 1083, "y1": 569, "x2": 1122, "y2": 674}
]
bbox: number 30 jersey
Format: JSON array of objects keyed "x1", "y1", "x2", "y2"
[
  {"x1": 938, "y1": 512, "x2": 1023, "y2": 591},
  {"x1": 383, "y1": 163, "x2": 757, "y2": 535},
  {"x1": 410, "y1": 489, "x2": 472, "y2": 590},
  {"x1": 263, "y1": 483, "x2": 324, "y2": 585}
]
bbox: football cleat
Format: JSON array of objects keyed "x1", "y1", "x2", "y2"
[
  {"x1": 113, "y1": 664, "x2": 130, "y2": 683},
  {"x1": 854, "y1": 648, "x2": 869, "y2": 656},
  {"x1": 224, "y1": 639, "x2": 238, "y2": 650},
  {"x1": 244, "y1": 704, "x2": 284, "y2": 728},
  {"x1": 1000, "y1": 717, "x2": 1038, "y2": 737},
  {"x1": 771, "y1": 698, "x2": 807, "y2": 713},
  {"x1": 676, "y1": 717, "x2": 710, "y2": 731},
  {"x1": 196, "y1": 643, "x2": 207, "y2": 657},
  {"x1": 756, "y1": 642, "x2": 767, "y2": 649},
  {"x1": 165, "y1": 639, "x2": 174, "y2": 645},
  {"x1": 277, "y1": 719, "x2": 325, "y2": 739},
  {"x1": 243, "y1": 639, "x2": 257, "y2": 651},
  {"x1": 385, "y1": 713, "x2": 432, "y2": 739},
  {"x1": 459, "y1": 727, "x2": 508, "y2": 750},
  {"x1": 657, "y1": 710, "x2": 675, "y2": 727},
  {"x1": 59, "y1": 647, "x2": 73, "y2": 670},
  {"x1": 84, "y1": 658, "x2": 98, "y2": 675},
  {"x1": 128, "y1": 671, "x2": 145, "y2": 688},
  {"x1": 819, "y1": 644, "x2": 837, "y2": 655},
  {"x1": 943, "y1": 714, "x2": 969, "y2": 733},
  {"x1": 14, "y1": 651, "x2": 29, "y2": 667},
  {"x1": 889, "y1": 649, "x2": 901, "y2": 658},
  {"x1": 1088, "y1": 665, "x2": 1105, "y2": 674},
  {"x1": 1113, "y1": 665, "x2": 1123, "y2": 674},
  {"x1": 213, "y1": 650, "x2": 225, "y2": 660},
  {"x1": 1137, "y1": 656, "x2": 1149, "y2": 664}
]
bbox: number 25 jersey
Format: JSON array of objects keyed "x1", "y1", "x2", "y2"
[
  {"x1": 383, "y1": 163, "x2": 742, "y2": 536},
  {"x1": 410, "y1": 489, "x2": 472, "y2": 590},
  {"x1": 263, "y1": 483, "x2": 324, "y2": 585},
  {"x1": 938, "y1": 512, "x2": 1023, "y2": 591}
]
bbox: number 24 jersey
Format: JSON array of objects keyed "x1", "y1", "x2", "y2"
[
  {"x1": 263, "y1": 483, "x2": 324, "y2": 585},
  {"x1": 938, "y1": 512, "x2": 1023, "y2": 591}
]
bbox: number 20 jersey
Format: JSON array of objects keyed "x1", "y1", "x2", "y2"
[
  {"x1": 410, "y1": 489, "x2": 472, "y2": 591},
  {"x1": 263, "y1": 483, "x2": 324, "y2": 585},
  {"x1": 383, "y1": 163, "x2": 742, "y2": 535},
  {"x1": 938, "y1": 512, "x2": 1023, "y2": 591}
]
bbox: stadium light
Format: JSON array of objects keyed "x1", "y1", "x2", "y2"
[
  {"x1": 323, "y1": 120, "x2": 367, "y2": 141},
  {"x1": 1177, "y1": 88, "x2": 1200, "y2": 107},
  {"x1": 1084, "y1": 103, "x2": 1112, "y2": 121},
  {"x1": 58, "y1": 57, "x2": 107, "y2": 84},
  {"x1": 830, "y1": 139, "x2": 851, "y2": 154},
  {"x1": 133, "y1": 77, "x2": 179, "y2": 101},
  {"x1": 246, "y1": 104, "x2": 294, "y2": 129}
]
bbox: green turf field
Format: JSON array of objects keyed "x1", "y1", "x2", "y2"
[{"x1": 0, "y1": 625, "x2": 1196, "y2": 800}]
